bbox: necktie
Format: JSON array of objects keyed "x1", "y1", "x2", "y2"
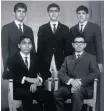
[
  {"x1": 19, "y1": 24, "x2": 22, "y2": 32},
  {"x1": 80, "y1": 24, "x2": 83, "y2": 33},
  {"x1": 53, "y1": 24, "x2": 56, "y2": 34},
  {"x1": 24, "y1": 57, "x2": 28, "y2": 68},
  {"x1": 77, "y1": 54, "x2": 80, "y2": 59}
]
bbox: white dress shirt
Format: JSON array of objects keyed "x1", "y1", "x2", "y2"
[
  {"x1": 14, "y1": 20, "x2": 23, "y2": 32},
  {"x1": 75, "y1": 51, "x2": 84, "y2": 59},
  {"x1": 79, "y1": 21, "x2": 88, "y2": 32},
  {"x1": 20, "y1": 52, "x2": 43, "y2": 84},
  {"x1": 50, "y1": 21, "x2": 58, "y2": 33},
  {"x1": 49, "y1": 21, "x2": 58, "y2": 78}
]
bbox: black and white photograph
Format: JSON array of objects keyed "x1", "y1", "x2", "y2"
[{"x1": 1, "y1": 1, "x2": 104, "y2": 111}]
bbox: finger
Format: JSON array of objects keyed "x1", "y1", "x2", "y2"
[{"x1": 30, "y1": 85, "x2": 32, "y2": 92}]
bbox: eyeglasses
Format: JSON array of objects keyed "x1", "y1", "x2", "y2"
[{"x1": 73, "y1": 41, "x2": 85, "y2": 45}]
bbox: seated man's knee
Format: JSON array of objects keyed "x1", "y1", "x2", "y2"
[{"x1": 72, "y1": 90, "x2": 83, "y2": 100}]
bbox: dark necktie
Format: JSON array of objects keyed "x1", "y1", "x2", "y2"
[
  {"x1": 53, "y1": 24, "x2": 56, "y2": 34},
  {"x1": 77, "y1": 54, "x2": 80, "y2": 59},
  {"x1": 19, "y1": 24, "x2": 22, "y2": 32},
  {"x1": 24, "y1": 57, "x2": 28, "y2": 67},
  {"x1": 80, "y1": 24, "x2": 83, "y2": 33}
]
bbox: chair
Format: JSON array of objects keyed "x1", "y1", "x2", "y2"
[
  {"x1": 8, "y1": 79, "x2": 51, "y2": 111},
  {"x1": 48, "y1": 78, "x2": 98, "y2": 111}
]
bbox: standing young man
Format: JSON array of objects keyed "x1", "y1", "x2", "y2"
[
  {"x1": 1, "y1": 2, "x2": 35, "y2": 110},
  {"x1": 69, "y1": 5, "x2": 103, "y2": 72},
  {"x1": 1, "y1": 2, "x2": 35, "y2": 66},
  {"x1": 37, "y1": 3, "x2": 73, "y2": 81}
]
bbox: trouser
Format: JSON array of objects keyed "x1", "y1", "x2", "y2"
[
  {"x1": 15, "y1": 88, "x2": 57, "y2": 111},
  {"x1": 54, "y1": 86, "x2": 92, "y2": 111}
]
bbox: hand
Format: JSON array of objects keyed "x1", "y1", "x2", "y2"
[
  {"x1": 70, "y1": 79, "x2": 82, "y2": 89},
  {"x1": 71, "y1": 86, "x2": 79, "y2": 93},
  {"x1": 30, "y1": 84, "x2": 37, "y2": 93},
  {"x1": 71, "y1": 86, "x2": 77, "y2": 93},
  {"x1": 25, "y1": 77, "x2": 40, "y2": 86},
  {"x1": 98, "y1": 64, "x2": 103, "y2": 72}
]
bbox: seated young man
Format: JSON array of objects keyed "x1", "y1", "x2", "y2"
[
  {"x1": 3, "y1": 35, "x2": 56, "y2": 111},
  {"x1": 54, "y1": 36, "x2": 100, "y2": 111}
]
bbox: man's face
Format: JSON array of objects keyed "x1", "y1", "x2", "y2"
[
  {"x1": 15, "y1": 8, "x2": 26, "y2": 22},
  {"x1": 48, "y1": 7, "x2": 60, "y2": 21},
  {"x1": 72, "y1": 37, "x2": 86, "y2": 52},
  {"x1": 77, "y1": 10, "x2": 88, "y2": 23},
  {"x1": 18, "y1": 38, "x2": 32, "y2": 55}
]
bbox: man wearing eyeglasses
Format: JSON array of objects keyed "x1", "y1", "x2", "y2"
[
  {"x1": 69, "y1": 5, "x2": 103, "y2": 72},
  {"x1": 54, "y1": 36, "x2": 100, "y2": 111}
]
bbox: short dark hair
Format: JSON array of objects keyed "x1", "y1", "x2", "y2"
[
  {"x1": 14, "y1": 3, "x2": 27, "y2": 12},
  {"x1": 47, "y1": 3, "x2": 60, "y2": 12},
  {"x1": 73, "y1": 35, "x2": 87, "y2": 43},
  {"x1": 76, "y1": 5, "x2": 88, "y2": 14},
  {"x1": 19, "y1": 35, "x2": 33, "y2": 44}
]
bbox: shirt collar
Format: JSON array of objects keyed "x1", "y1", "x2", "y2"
[
  {"x1": 50, "y1": 21, "x2": 58, "y2": 28},
  {"x1": 79, "y1": 21, "x2": 88, "y2": 27},
  {"x1": 14, "y1": 20, "x2": 23, "y2": 27},
  {"x1": 75, "y1": 51, "x2": 84, "y2": 57},
  {"x1": 20, "y1": 51, "x2": 30, "y2": 59}
]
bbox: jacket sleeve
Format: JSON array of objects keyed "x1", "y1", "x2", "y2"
[
  {"x1": 28, "y1": 27, "x2": 36, "y2": 54},
  {"x1": 2, "y1": 58, "x2": 24, "y2": 83},
  {"x1": 58, "y1": 57, "x2": 71, "y2": 84},
  {"x1": 81, "y1": 56, "x2": 100, "y2": 86},
  {"x1": 1, "y1": 25, "x2": 9, "y2": 66},
  {"x1": 94, "y1": 24, "x2": 103, "y2": 63}
]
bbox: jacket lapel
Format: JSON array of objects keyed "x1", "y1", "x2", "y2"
[
  {"x1": 17, "y1": 53, "x2": 28, "y2": 70},
  {"x1": 75, "y1": 52, "x2": 87, "y2": 64},
  {"x1": 55, "y1": 22, "x2": 61, "y2": 34},
  {"x1": 12, "y1": 21, "x2": 23, "y2": 34},
  {"x1": 83, "y1": 22, "x2": 89, "y2": 33},
  {"x1": 47, "y1": 22, "x2": 54, "y2": 35}
]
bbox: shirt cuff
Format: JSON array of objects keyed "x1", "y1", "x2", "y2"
[
  {"x1": 21, "y1": 76, "x2": 26, "y2": 84},
  {"x1": 37, "y1": 77, "x2": 43, "y2": 83},
  {"x1": 67, "y1": 79, "x2": 74, "y2": 85}
]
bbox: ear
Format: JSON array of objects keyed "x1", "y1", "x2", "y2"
[
  {"x1": 87, "y1": 14, "x2": 89, "y2": 19},
  {"x1": 84, "y1": 43, "x2": 87, "y2": 48},
  {"x1": 13, "y1": 12, "x2": 15, "y2": 16},
  {"x1": 18, "y1": 44, "x2": 20, "y2": 49},
  {"x1": 59, "y1": 12, "x2": 60, "y2": 16},
  {"x1": 72, "y1": 43, "x2": 75, "y2": 48}
]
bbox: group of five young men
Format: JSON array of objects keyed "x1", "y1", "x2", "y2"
[{"x1": 2, "y1": 2, "x2": 102, "y2": 111}]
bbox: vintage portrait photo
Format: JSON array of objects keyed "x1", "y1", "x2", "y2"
[{"x1": 1, "y1": 1, "x2": 104, "y2": 111}]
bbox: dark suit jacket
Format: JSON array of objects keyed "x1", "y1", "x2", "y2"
[
  {"x1": 58, "y1": 52, "x2": 100, "y2": 89},
  {"x1": 37, "y1": 22, "x2": 73, "y2": 74},
  {"x1": 2, "y1": 52, "x2": 49, "y2": 100},
  {"x1": 69, "y1": 22, "x2": 103, "y2": 63},
  {"x1": 1, "y1": 21, "x2": 35, "y2": 66}
]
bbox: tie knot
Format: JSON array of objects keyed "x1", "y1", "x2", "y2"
[
  {"x1": 77, "y1": 54, "x2": 80, "y2": 59},
  {"x1": 25, "y1": 57, "x2": 28, "y2": 59},
  {"x1": 19, "y1": 24, "x2": 21, "y2": 27},
  {"x1": 81, "y1": 24, "x2": 83, "y2": 26},
  {"x1": 18, "y1": 24, "x2": 22, "y2": 32},
  {"x1": 53, "y1": 24, "x2": 56, "y2": 27}
]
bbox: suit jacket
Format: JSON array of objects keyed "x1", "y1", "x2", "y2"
[
  {"x1": 69, "y1": 22, "x2": 103, "y2": 63},
  {"x1": 37, "y1": 22, "x2": 73, "y2": 74},
  {"x1": 2, "y1": 52, "x2": 49, "y2": 99},
  {"x1": 58, "y1": 52, "x2": 100, "y2": 88},
  {"x1": 1, "y1": 21, "x2": 35, "y2": 66}
]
